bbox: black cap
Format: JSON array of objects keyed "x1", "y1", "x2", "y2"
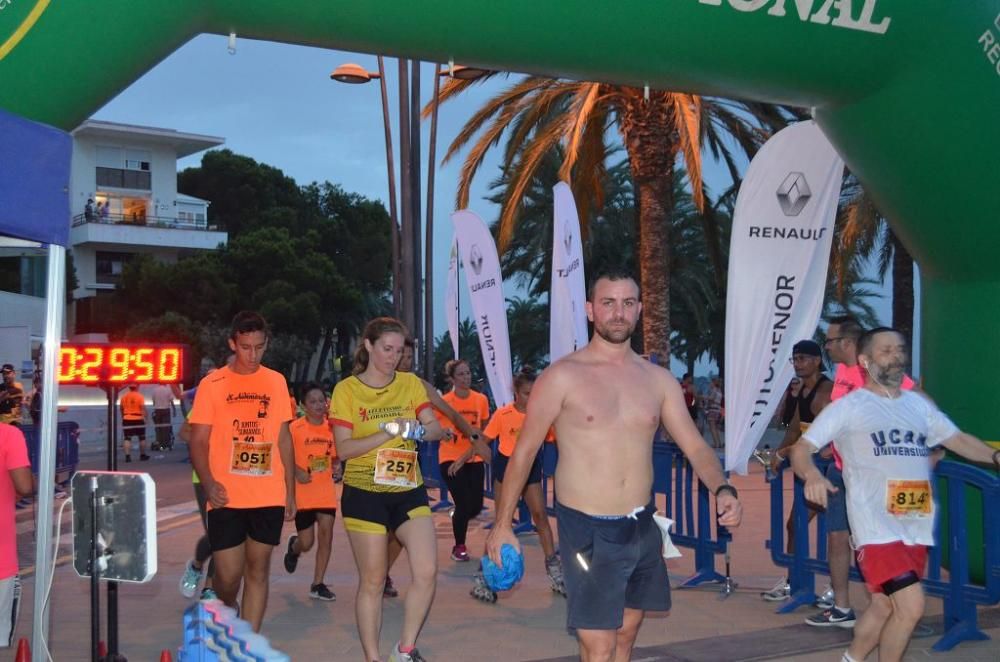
[
  {"x1": 1, "y1": 363, "x2": 14, "y2": 373},
  {"x1": 792, "y1": 340, "x2": 822, "y2": 357}
]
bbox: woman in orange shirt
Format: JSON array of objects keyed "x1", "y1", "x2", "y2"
[
  {"x1": 436, "y1": 359, "x2": 490, "y2": 562},
  {"x1": 282, "y1": 382, "x2": 338, "y2": 601}
]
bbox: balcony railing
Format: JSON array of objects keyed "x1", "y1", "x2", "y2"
[{"x1": 72, "y1": 212, "x2": 219, "y2": 231}]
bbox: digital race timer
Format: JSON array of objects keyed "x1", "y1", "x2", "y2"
[{"x1": 57, "y1": 344, "x2": 185, "y2": 385}]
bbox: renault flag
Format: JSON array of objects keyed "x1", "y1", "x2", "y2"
[
  {"x1": 724, "y1": 121, "x2": 843, "y2": 474},
  {"x1": 550, "y1": 183, "x2": 589, "y2": 362},
  {"x1": 445, "y1": 236, "x2": 460, "y2": 359},
  {"x1": 451, "y1": 210, "x2": 514, "y2": 406}
]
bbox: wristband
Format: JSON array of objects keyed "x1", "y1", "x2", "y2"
[{"x1": 714, "y1": 484, "x2": 738, "y2": 500}]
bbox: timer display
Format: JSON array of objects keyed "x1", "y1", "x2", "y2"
[{"x1": 58, "y1": 344, "x2": 185, "y2": 385}]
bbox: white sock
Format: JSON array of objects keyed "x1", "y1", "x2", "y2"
[
  {"x1": 835, "y1": 605, "x2": 850, "y2": 613},
  {"x1": 841, "y1": 652, "x2": 859, "y2": 662}
]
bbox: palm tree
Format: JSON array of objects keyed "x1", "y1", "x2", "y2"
[
  {"x1": 425, "y1": 74, "x2": 799, "y2": 355},
  {"x1": 829, "y1": 173, "x2": 914, "y2": 343}
]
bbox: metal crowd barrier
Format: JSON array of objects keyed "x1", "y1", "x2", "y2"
[
  {"x1": 766, "y1": 458, "x2": 1000, "y2": 652},
  {"x1": 21, "y1": 421, "x2": 80, "y2": 477},
  {"x1": 653, "y1": 439, "x2": 732, "y2": 586}
]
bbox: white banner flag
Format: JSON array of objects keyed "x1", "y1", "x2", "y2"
[
  {"x1": 445, "y1": 237, "x2": 460, "y2": 359},
  {"x1": 451, "y1": 210, "x2": 514, "y2": 406},
  {"x1": 550, "y1": 182, "x2": 589, "y2": 362},
  {"x1": 724, "y1": 121, "x2": 843, "y2": 474}
]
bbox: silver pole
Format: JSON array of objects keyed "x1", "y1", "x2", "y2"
[{"x1": 32, "y1": 243, "x2": 66, "y2": 656}]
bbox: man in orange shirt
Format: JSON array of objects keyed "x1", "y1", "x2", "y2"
[
  {"x1": 119, "y1": 383, "x2": 149, "y2": 462},
  {"x1": 188, "y1": 311, "x2": 295, "y2": 632}
]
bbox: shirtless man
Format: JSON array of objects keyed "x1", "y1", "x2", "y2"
[{"x1": 486, "y1": 271, "x2": 741, "y2": 662}]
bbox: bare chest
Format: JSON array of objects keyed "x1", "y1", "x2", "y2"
[{"x1": 559, "y1": 367, "x2": 662, "y2": 434}]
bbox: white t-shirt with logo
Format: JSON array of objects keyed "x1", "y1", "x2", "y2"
[{"x1": 802, "y1": 388, "x2": 958, "y2": 547}]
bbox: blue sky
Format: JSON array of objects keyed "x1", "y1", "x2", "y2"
[{"x1": 92, "y1": 34, "x2": 902, "y2": 376}]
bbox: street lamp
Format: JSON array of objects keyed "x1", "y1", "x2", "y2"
[
  {"x1": 445, "y1": 64, "x2": 491, "y2": 81},
  {"x1": 330, "y1": 60, "x2": 402, "y2": 320}
]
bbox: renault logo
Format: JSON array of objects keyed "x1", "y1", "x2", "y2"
[
  {"x1": 469, "y1": 244, "x2": 484, "y2": 276},
  {"x1": 776, "y1": 172, "x2": 811, "y2": 217}
]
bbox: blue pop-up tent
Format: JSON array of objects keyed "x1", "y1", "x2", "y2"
[{"x1": 0, "y1": 106, "x2": 71, "y2": 655}]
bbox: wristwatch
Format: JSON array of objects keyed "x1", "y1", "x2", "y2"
[{"x1": 714, "y1": 484, "x2": 739, "y2": 500}]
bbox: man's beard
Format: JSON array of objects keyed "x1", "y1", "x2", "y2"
[
  {"x1": 594, "y1": 319, "x2": 635, "y2": 345},
  {"x1": 872, "y1": 361, "x2": 906, "y2": 387}
]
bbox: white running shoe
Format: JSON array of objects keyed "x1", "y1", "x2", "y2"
[{"x1": 179, "y1": 560, "x2": 202, "y2": 599}]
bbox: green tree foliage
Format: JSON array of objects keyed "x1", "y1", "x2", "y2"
[{"x1": 110, "y1": 150, "x2": 392, "y2": 384}]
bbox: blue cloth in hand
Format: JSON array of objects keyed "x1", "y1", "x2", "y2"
[{"x1": 481, "y1": 544, "x2": 524, "y2": 592}]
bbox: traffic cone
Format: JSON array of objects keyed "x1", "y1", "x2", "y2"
[
  {"x1": 14, "y1": 637, "x2": 30, "y2": 661},
  {"x1": 159, "y1": 650, "x2": 173, "y2": 662}
]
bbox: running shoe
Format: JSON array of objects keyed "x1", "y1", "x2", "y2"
[
  {"x1": 545, "y1": 554, "x2": 566, "y2": 597},
  {"x1": 389, "y1": 642, "x2": 427, "y2": 662},
  {"x1": 179, "y1": 560, "x2": 202, "y2": 598},
  {"x1": 450, "y1": 544, "x2": 470, "y2": 562},
  {"x1": 139, "y1": 454, "x2": 151, "y2": 461},
  {"x1": 200, "y1": 587, "x2": 217, "y2": 600},
  {"x1": 383, "y1": 575, "x2": 399, "y2": 598},
  {"x1": 54, "y1": 487, "x2": 68, "y2": 499},
  {"x1": 805, "y1": 607, "x2": 856, "y2": 628},
  {"x1": 815, "y1": 584, "x2": 835, "y2": 609},
  {"x1": 283, "y1": 535, "x2": 299, "y2": 573},
  {"x1": 761, "y1": 578, "x2": 790, "y2": 601},
  {"x1": 309, "y1": 583, "x2": 336, "y2": 601}
]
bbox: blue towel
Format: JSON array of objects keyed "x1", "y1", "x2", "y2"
[{"x1": 481, "y1": 543, "x2": 524, "y2": 591}]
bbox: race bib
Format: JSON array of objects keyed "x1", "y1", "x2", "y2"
[
  {"x1": 374, "y1": 448, "x2": 418, "y2": 488},
  {"x1": 309, "y1": 454, "x2": 331, "y2": 474},
  {"x1": 230, "y1": 441, "x2": 274, "y2": 476},
  {"x1": 886, "y1": 479, "x2": 931, "y2": 517}
]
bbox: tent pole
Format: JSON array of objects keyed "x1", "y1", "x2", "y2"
[{"x1": 32, "y1": 243, "x2": 65, "y2": 657}]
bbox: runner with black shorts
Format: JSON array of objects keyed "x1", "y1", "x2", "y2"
[
  {"x1": 188, "y1": 311, "x2": 295, "y2": 633},
  {"x1": 330, "y1": 317, "x2": 443, "y2": 662},
  {"x1": 283, "y1": 382, "x2": 339, "y2": 601}
]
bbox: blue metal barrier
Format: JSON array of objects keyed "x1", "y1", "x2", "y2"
[
  {"x1": 653, "y1": 439, "x2": 731, "y2": 586},
  {"x1": 21, "y1": 422, "x2": 80, "y2": 477},
  {"x1": 766, "y1": 458, "x2": 1000, "y2": 652}
]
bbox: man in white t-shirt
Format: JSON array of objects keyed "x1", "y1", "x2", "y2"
[
  {"x1": 151, "y1": 383, "x2": 176, "y2": 451},
  {"x1": 790, "y1": 327, "x2": 1000, "y2": 662}
]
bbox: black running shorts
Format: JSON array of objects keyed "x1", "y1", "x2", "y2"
[{"x1": 206, "y1": 505, "x2": 285, "y2": 551}]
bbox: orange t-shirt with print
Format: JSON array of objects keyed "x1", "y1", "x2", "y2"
[
  {"x1": 188, "y1": 365, "x2": 294, "y2": 510},
  {"x1": 290, "y1": 417, "x2": 338, "y2": 510},
  {"x1": 120, "y1": 390, "x2": 145, "y2": 421},
  {"x1": 484, "y1": 403, "x2": 555, "y2": 457},
  {"x1": 436, "y1": 390, "x2": 489, "y2": 464}
]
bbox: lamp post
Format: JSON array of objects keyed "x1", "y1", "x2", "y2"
[{"x1": 330, "y1": 60, "x2": 402, "y2": 319}]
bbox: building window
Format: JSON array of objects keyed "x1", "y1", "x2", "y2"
[
  {"x1": 95, "y1": 251, "x2": 134, "y2": 286},
  {"x1": 95, "y1": 145, "x2": 152, "y2": 190}
]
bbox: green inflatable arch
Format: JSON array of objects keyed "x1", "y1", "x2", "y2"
[{"x1": 2, "y1": 2, "x2": 998, "y2": 564}]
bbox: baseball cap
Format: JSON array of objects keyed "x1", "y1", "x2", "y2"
[
  {"x1": 791, "y1": 340, "x2": 822, "y2": 357},
  {"x1": 1, "y1": 363, "x2": 15, "y2": 373}
]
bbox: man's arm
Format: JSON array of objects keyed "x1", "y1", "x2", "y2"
[
  {"x1": 278, "y1": 421, "x2": 296, "y2": 520},
  {"x1": 189, "y1": 423, "x2": 227, "y2": 507},
  {"x1": 486, "y1": 366, "x2": 566, "y2": 563},
  {"x1": 790, "y1": 439, "x2": 837, "y2": 508},
  {"x1": 660, "y1": 374, "x2": 741, "y2": 527},
  {"x1": 773, "y1": 408, "x2": 803, "y2": 469},
  {"x1": 940, "y1": 432, "x2": 1000, "y2": 468},
  {"x1": 9, "y1": 466, "x2": 32, "y2": 497}
]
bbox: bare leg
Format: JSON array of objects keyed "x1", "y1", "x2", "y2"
[
  {"x1": 347, "y1": 530, "x2": 388, "y2": 661},
  {"x1": 313, "y1": 513, "x2": 336, "y2": 586},
  {"x1": 241, "y1": 538, "x2": 275, "y2": 632},
  {"x1": 876, "y1": 583, "x2": 925, "y2": 662},
  {"x1": 848, "y1": 592, "x2": 892, "y2": 661},
  {"x1": 614, "y1": 608, "x2": 645, "y2": 661},
  {"x1": 211, "y1": 544, "x2": 246, "y2": 610},
  {"x1": 386, "y1": 531, "x2": 403, "y2": 572},
  {"x1": 828, "y1": 530, "x2": 852, "y2": 607},
  {"x1": 394, "y1": 516, "x2": 438, "y2": 649},
  {"x1": 523, "y1": 483, "x2": 555, "y2": 558},
  {"x1": 576, "y1": 629, "x2": 617, "y2": 662},
  {"x1": 295, "y1": 526, "x2": 316, "y2": 555}
]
